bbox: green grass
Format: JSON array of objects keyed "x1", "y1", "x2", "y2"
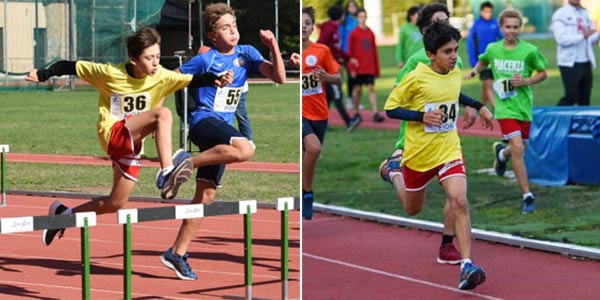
[
  {"x1": 0, "y1": 83, "x2": 299, "y2": 202},
  {"x1": 319, "y1": 38, "x2": 600, "y2": 247}
]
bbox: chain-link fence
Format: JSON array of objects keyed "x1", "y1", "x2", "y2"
[{"x1": 1, "y1": 0, "x2": 299, "y2": 90}]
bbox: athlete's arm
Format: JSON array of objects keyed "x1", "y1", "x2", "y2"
[
  {"x1": 387, "y1": 107, "x2": 446, "y2": 127},
  {"x1": 258, "y1": 30, "x2": 286, "y2": 84},
  {"x1": 26, "y1": 60, "x2": 77, "y2": 82},
  {"x1": 187, "y1": 71, "x2": 232, "y2": 88},
  {"x1": 458, "y1": 93, "x2": 484, "y2": 110}
]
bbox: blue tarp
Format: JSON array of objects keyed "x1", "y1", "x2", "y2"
[{"x1": 525, "y1": 106, "x2": 600, "y2": 187}]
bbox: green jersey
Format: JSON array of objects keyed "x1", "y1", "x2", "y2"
[
  {"x1": 395, "y1": 23, "x2": 423, "y2": 64},
  {"x1": 479, "y1": 39, "x2": 547, "y2": 121},
  {"x1": 395, "y1": 49, "x2": 464, "y2": 86}
]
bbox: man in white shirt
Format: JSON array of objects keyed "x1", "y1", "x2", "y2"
[{"x1": 551, "y1": 0, "x2": 600, "y2": 106}]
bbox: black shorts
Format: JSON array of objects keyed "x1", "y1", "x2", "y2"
[
  {"x1": 354, "y1": 74, "x2": 375, "y2": 85},
  {"x1": 302, "y1": 117, "x2": 327, "y2": 145},
  {"x1": 479, "y1": 68, "x2": 493, "y2": 81},
  {"x1": 189, "y1": 117, "x2": 246, "y2": 186}
]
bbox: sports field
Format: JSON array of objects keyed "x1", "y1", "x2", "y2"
[
  {"x1": 0, "y1": 83, "x2": 300, "y2": 202},
  {"x1": 313, "y1": 37, "x2": 600, "y2": 247}
]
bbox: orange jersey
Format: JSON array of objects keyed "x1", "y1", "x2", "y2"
[{"x1": 302, "y1": 42, "x2": 339, "y2": 121}]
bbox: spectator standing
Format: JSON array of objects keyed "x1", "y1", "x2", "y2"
[
  {"x1": 348, "y1": 8, "x2": 384, "y2": 123},
  {"x1": 339, "y1": 0, "x2": 360, "y2": 108},
  {"x1": 466, "y1": 1, "x2": 504, "y2": 107},
  {"x1": 551, "y1": 0, "x2": 600, "y2": 106},
  {"x1": 318, "y1": 5, "x2": 361, "y2": 131}
]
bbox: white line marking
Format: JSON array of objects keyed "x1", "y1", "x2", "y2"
[
  {"x1": 303, "y1": 253, "x2": 505, "y2": 300},
  {"x1": 0, "y1": 279, "x2": 201, "y2": 300}
]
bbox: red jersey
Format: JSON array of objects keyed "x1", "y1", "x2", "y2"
[
  {"x1": 302, "y1": 42, "x2": 340, "y2": 121},
  {"x1": 317, "y1": 20, "x2": 349, "y2": 63},
  {"x1": 347, "y1": 26, "x2": 380, "y2": 77}
]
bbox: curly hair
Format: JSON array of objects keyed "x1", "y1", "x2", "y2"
[
  {"x1": 416, "y1": 3, "x2": 450, "y2": 32},
  {"x1": 203, "y1": 3, "x2": 236, "y2": 36}
]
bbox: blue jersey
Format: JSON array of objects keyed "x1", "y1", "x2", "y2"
[
  {"x1": 180, "y1": 45, "x2": 265, "y2": 127},
  {"x1": 466, "y1": 18, "x2": 503, "y2": 67}
]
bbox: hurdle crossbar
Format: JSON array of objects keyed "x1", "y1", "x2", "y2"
[
  {"x1": 117, "y1": 200, "x2": 258, "y2": 300},
  {"x1": 0, "y1": 211, "x2": 97, "y2": 299}
]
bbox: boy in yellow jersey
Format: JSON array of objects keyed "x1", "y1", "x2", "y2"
[
  {"x1": 25, "y1": 27, "x2": 232, "y2": 246},
  {"x1": 384, "y1": 21, "x2": 492, "y2": 290}
]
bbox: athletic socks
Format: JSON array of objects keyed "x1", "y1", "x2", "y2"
[
  {"x1": 498, "y1": 148, "x2": 507, "y2": 162},
  {"x1": 441, "y1": 234, "x2": 454, "y2": 246},
  {"x1": 523, "y1": 192, "x2": 534, "y2": 201},
  {"x1": 460, "y1": 258, "x2": 472, "y2": 270}
]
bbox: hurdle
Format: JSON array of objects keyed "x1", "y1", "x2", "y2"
[
  {"x1": 0, "y1": 211, "x2": 97, "y2": 299},
  {"x1": 117, "y1": 200, "x2": 258, "y2": 300},
  {"x1": 275, "y1": 197, "x2": 300, "y2": 300},
  {"x1": 0, "y1": 144, "x2": 9, "y2": 207}
]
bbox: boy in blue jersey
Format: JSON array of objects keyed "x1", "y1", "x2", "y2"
[
  {"x1": 466, "y1": 1, "x2": 503, "y2": 107},
  {"x1": 159, "y1": 3, "x2": 286, "y2": 281}
]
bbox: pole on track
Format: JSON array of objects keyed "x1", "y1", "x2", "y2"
[
  {"x1": 124, "y1": 214, "x2": 132, "y2": 300},
  {"x1": 281, "y1": 201, "x2": 289, "y2": 300},
  {"x1": 81, "y1": 217, "x2": 91, "y2": 300},
  {"x1": 1, "y1": 145, "x2": 8, "y2": 207},
  {"x1": 244, "y1": 205, "x2": 253, "y2": 300}
]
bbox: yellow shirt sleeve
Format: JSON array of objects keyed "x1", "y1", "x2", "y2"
[
  {"x1": 75, "y1": 61, "x2": 109, "y2": 88},
  {"x1": 157, "y1": 67, "x2": 193, "y2": 98},
  {"x1": 384, "y1": 71, "x2": 417, "y2": 111}
]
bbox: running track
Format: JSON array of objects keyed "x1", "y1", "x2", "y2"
[
  {"x1": 306, "y1": 111, "x2": 600, "y2": 299},
  {"x1": 0, "y1": 195, "x2": 300, "y2": 299},
  {"x1": 303, "y1": 213, "x2": 600, "y2": 300}
]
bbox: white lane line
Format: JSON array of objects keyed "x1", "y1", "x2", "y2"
[
  {"x1": 0, "y1": 279, "x2": 198, "y2": 300},
  {"x1": 303, "y1": 253, "x2": 505, "y2": 300}
]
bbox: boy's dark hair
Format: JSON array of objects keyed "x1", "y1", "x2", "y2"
[
  {"x1": 327, "y1": 5, "x2": 344, "y2": 21},
  {"x1": 407, "y1": 5, "x2": 421, "y2": 22},
  {"x1": 481, "y1": 1, "x2": 494, "y2": 11},
  {"x1": 127, "y1": 27, "x2": 161, "y2": 59},
  {"x1": 303, "y1": 6, "x2": 315, "y2": 24},
  {"x1": 203, "y1": 3, "x2": 236, "y2": 37},
  {"x1": 416, "y1": 3, "x2": 450, "y2": 32},
  {"x1": 356, "y1": 8, "x2": 366, "y2": 16},
  {"x1": 423, "y1": 21, "x2": 461, "y2": 54}
]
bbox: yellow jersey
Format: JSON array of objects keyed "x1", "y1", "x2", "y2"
[
  {"x1": 384, "y1": 62, "x2": 462, "y2": 171},
  {"x1": 76, "y1": 61, "x2": 192, "y2": 152}
]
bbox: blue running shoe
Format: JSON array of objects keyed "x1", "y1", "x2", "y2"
[
  {"x1": 459, "y1": 262, "x2": 486, "y2": 290},
  {"x1": 160, "y1": 247, "x2": 198, "y2": 280},
  {"x1": 522, "y1": 196, "x2": 536, "y2": 214},
  {"x1": 156, "y1": 149, "x2": 192, "y2": 189},
  {"x1": 303, "y1": 192, "x2": 314, "y2": 220},
  {"x1": 492, "y1": 142, "x2": 507, "y2": 177},
  {"x1": 379, "y1": 151, "x2": 403, "y2": 184}
]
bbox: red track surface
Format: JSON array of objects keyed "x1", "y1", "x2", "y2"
[
  {"x1": 6, "y1": 153, "x2": 299, "y2": 174},
  {"x1": 329, "y1": 110, "x2": 503, "y2": 138},
  {"x1": 303, "y1": 213, "x2": 600, "y2": 300},
  {"x1": 0, "y1": 195, "x2": 300, "y2": 299}
]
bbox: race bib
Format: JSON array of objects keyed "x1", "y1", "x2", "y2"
[
  {"x1": 110, "y1": 92, "x2": 150, "y2": 119},
  {"x1": 214, "y1": 86, "x2": 243, "y2": 113},
  {"x1": 493, "y1": 78, "x2": 517, "y2": 99},
  {"x1": 302, "y1": 73, "x2": 323, "y2": 96},
  {"x1": 424, "y1": 101, "x2": 458, "y2": 133}
]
